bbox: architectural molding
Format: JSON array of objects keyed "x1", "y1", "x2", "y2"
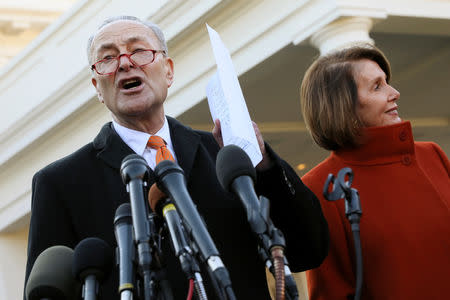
[
  {"x1": 0, "y1": 190, "x2": 30, "y2": 233},
  {"x1": 0, "y1": 10, "x2": 60, "y2": 34},
  {"x1": 151, "y1": 0, "x2": 228, "y2": 43},
  {"x1": 291, "y1": 0, "x2": 386, "y2": 45},
  {"x1": 0, "y1": 96, "x2": 110, "y2": 232},
  {"x1": 310, "y1": 16, "x2": 374, "y2": 55},
  {"x1": 0, "y1": 68, "x2": 94, "y2": 167},
  {"x1": 0, "y1": 0, "x2": 76, "y2": 12},
  {"x1": 385, "y1": 0, "x2": 450, "y2": 19}
]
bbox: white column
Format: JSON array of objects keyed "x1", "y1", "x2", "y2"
[
  {"x1": 310, "y1": 16, "x2": 374, "y2": 55},
  {"x1": 0, "y1": 228, "x2": 28, "y2": 300}
]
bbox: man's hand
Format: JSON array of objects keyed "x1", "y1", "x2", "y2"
[
  {"x1": 212, "y1": 119, "x2": 224, "y2": 148},
  {"x1": 212, "y1": 119, "x2": 273, "y2": 171}
]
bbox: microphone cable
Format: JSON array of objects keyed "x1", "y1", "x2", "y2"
[{"x1": 187, "y1": 279, "x2": 194, "y2": 300}]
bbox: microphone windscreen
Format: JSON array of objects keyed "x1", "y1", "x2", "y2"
[
  {"x1": 148, "y1": 183, "x2": 167, "y2": 212},
  {"x1": 121, "y1": 154, "x2": 147, "y2": 168},
  {"x1": 72, "y1": 237, "x2": 113, "y2": 281},
  {"x1": 120, "y1": 154, "x2": 150, "y2": 184},
  {"x1": 26, "y1": 245, "x2": 76, "y2": 300},
  {"x1": 114, "y1": 203, "x2": 132, "y2": 225},
  {"x1": 216, "y1": 144, "x2": 256, "y2": 191}
]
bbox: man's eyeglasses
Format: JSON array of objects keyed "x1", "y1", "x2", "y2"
[{"x1": 91, "y1": 49, "x2": 166, "y2": 75}]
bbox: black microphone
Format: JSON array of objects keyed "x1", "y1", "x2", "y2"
[
  {"x1": 114, "y1": 203, "x2": 135, "y2": 300},
  {"x1": 154, "y1": 160, "x2": 236, "y2": 300},
  {"x1": 216, "y1": 144, "x2": 266, "y2": 234},
  {"x1": 120, "y1": 154, "x2": 154, "y2": 300},
  {"x1": 149, "y1": 184, "x2": 194, "y2": 273},
  {"x1": 148, "y1": 184, "x2": 207, "y2": 299},
  {"x1": 25, "y1": 245, "x2": 77, "y2": 300},
  {"x1": 120, "y1": 155, "x2": 151, "y2": 248},
  {"x1": 72, "y1": 237, "x2": 113, "y2": 300},
  {"x1": 216, "y1": 145, "x2": 299, "y2": 300}
]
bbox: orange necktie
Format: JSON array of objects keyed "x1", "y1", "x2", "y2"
[{"x1": 147, "y1": 135, "x2": 175, "y2": 163}]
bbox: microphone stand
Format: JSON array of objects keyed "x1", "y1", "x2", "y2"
[
  {"x1": 233, "y1": 178, "x2": 298, "y2": 300},
  {"x1": 146, "y1": 213, "x2": 174, "y2": 300},
  {"x1": 157, "y1": 198, "x2": 208, "y2": 300},
  {"x1": 262, "y1": 249, "x2": 299, "y2": 300},
  {"x1": 323, "y1": 167, "x2": 363, "y2": 300},
  {"x1": 256, "y1": 195, "x2": 299, "y2": 300}
]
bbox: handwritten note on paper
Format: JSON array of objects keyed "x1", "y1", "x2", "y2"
[{"x1": 206, "y1": 24, "x2": 262, "y2": 166}]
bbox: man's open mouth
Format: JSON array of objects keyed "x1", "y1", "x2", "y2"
[{"x1": 121, "y1": 78, "x2": 142, "y2": 90}]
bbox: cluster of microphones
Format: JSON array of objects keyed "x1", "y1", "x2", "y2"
[{"x1": 25, "y1": 145, "x2": 300, "y2": 300}]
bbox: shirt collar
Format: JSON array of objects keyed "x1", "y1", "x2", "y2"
[{"x1": 112, "y1": 117, "x2": 173, "y2": 156}]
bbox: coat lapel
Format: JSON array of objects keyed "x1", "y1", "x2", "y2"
[
  {"x1": 93, "y1": 120, "x2": 199, "y2": 182},
  {"x1": 93, "y1": 122, "x2": 136, "y2": 170},
  {"x1": 167, "y1": 116, "x2": 201, "y2": 180}
]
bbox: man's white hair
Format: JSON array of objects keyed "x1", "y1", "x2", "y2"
[{"x1": 87, "y1": 15, "x2": 168, "y2": 65}]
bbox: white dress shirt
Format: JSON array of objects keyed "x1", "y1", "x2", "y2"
[{"x1": 112, "y1": 117, "x2": 177, "y2": 170}]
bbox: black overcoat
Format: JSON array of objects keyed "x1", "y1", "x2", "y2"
[{"x1": 25, "y1": 117, "x2": 328, "y2": 299}]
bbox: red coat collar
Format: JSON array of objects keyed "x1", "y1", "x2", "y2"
[{"x1": 332, "y1": 121, "x2": 415, "y2": 165}]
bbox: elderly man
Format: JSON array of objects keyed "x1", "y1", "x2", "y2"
[{"x1": 25, "y1": 16, "x2": 328, "y2": 299}]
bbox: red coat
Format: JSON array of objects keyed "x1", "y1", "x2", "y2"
[{"x1": 302, "y1": 121, "x2": 450, "y2": 300}]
